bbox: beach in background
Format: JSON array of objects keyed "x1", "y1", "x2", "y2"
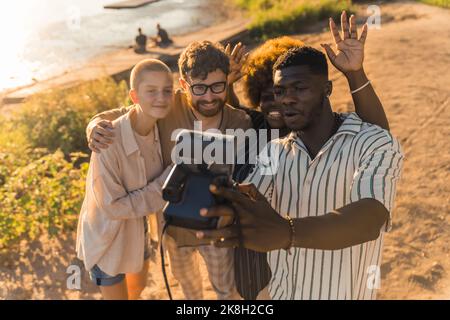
[{"x1": 0, "y1": 0, "x2": 229, "y2": 93}]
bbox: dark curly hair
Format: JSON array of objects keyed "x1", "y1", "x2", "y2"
[
  {"x1": 273, "y1": 46, "x2": 328, "y2": 77},
  {"x1": 243, "y1": 36, "x2": 304, "y2": 108},
  {"x1": 178, "y1": 40, "x2": 230, "y2": 80}
]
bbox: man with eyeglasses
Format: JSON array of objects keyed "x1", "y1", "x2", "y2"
[{"x1": 85, "y1": 41, "x2": 251, "y2": 299}]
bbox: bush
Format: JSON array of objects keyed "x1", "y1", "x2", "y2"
[
  {"x1": 15, "y1": 77, "x2": 129, "y2": 156},
  {"x1": 0, "y1": 76, "x2": 128, "y2": 250},
  {"x1": 0, "y1": 148, "x2": 88, "y2": 249}
]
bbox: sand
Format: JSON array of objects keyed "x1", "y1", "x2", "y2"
[{"x1": 0, "y1": 0, "x2": 449, "y2": 300}]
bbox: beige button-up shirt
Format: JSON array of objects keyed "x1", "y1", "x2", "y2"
[{"x1": 76, "y1": 108, "x2": 170, "y2": 276}]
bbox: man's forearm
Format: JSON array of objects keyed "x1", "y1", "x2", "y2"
[
  {"x1": 226, "y1": 84, "x2": 240, "y2": 108},
  {"x1": 345, "y1": 69, "x2": 390, "y2": 131},
  {"x1": 291, "y1": 199, "x2": 388, "y2": 250},
  {"x1": 86, "y1": 106, "x2": 130, "y2": 139},
  {"x1": 91, "y1": 107, "x2": 129, "y2": 123}
]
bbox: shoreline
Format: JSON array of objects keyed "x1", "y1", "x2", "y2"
[{"x1": 1, "y1": 0, "x2": 246, "y2": 107}]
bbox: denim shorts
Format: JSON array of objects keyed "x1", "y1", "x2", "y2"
[{"x1": 89, "y1": 217, "x2": 151, "y2": 286}]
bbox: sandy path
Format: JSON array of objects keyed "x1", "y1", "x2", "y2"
[{"x1": 1, "y1": 1, "x2": 449, "y2": 300}]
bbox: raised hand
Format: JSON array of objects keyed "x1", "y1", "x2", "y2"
[
  {"x1": 321, "y1": 11, "x2": 368, "y2": 74},
  {"x1": 225, "y1": 42, "x2": 249, "y2": 85}
]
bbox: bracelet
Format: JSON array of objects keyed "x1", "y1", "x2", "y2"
[
  {"x1": 351, "y1": 80, "x2": 371, "y2": 94},
  {"x1": 285, "y1": 215, "x2": 295, "y2": 254}
]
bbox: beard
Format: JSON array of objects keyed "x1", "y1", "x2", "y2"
[
  {"x1": 189, "y1": 97, "x2": 225, "y2": 118},
  {"x1": 283, "y1": 111, "x2": 312, "y2": 131},
  {"x1": 282, "y1": 96, "x2": 326, "y2": 132}
]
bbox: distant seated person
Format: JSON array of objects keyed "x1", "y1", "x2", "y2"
[
  {"x1": 134, "y1": 28, "x2": 147, "y2": 54},
  {"x1": 152, "y1": 23, "x2": 173, "y2": 47}
]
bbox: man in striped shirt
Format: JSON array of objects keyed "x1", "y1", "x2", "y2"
[{"x1": 197, "y1": 45, "x2": 404, "y2": 299}]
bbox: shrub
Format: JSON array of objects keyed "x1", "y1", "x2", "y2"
[
  {"x1": 15, "y1": 77, "x2": 128, "y2": 156},
  {"x1": 0, "y1": 76, "x2": 128, "y2": 250},
  {"x1": 0, "y1": 149, "x2": 88, "y2": 249}
]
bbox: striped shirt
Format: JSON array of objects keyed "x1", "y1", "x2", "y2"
[{"x1": 246, "y1": 113, "x2": 404, "y2": 300}]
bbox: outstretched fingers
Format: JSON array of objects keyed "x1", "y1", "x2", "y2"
[
  {"x1": 225, "y1": 43, "x2": 231, "y2": 56},
  {"x1": 329, "y1": 18, "x2": 342, "y2": 45},
  {"x1": 230, "y1": 42, "x2": 242, "y2": 61},
  {"x1": 349, "y1": 14, "x2": 358, "y2": 39},
  {"x1": 359, "y1": 23, "x2": 368, "y2": 44},
  {"x1": 341, "y1": 11, "x2": 350, "y2": 40}
]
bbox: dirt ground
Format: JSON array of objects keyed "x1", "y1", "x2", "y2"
[{"x1": 0, "y1": 1, "x2": 449, "y2": 300}]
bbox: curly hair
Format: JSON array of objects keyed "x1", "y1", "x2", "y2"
[
  {"x1": 178, "y1": 40, "x2": 230, "y2": 80},
  {"x1": 243, "y1": 36, "x2": 305, "y2": 108}
]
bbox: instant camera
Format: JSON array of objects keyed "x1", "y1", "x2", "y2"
[{"x1": 162, "y1": 129, "x2": 236, "y2": 230}]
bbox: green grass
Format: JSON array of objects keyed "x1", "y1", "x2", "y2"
[
  {"x1": 231, "y1": 0, "x2": 353, "y2": 39},
  {"x1": 416, "y1": 0, "x2": 450, "y2": 8},
  {"x1": 231, "y1": 0, "x2": 448, "y2": 39}
]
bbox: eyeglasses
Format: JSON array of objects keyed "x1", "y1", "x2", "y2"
[{"x1": 188, "y1": 81, "x2": 227, "y2": 96}]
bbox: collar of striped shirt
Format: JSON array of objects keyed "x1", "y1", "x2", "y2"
[{"x1": 286, "y1": 112, "x2": 364, "y2": 154}]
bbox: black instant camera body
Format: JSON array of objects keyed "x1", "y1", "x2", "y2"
[{"x1": 162, "y1": 129, "x2": 236, "y2": 230}]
